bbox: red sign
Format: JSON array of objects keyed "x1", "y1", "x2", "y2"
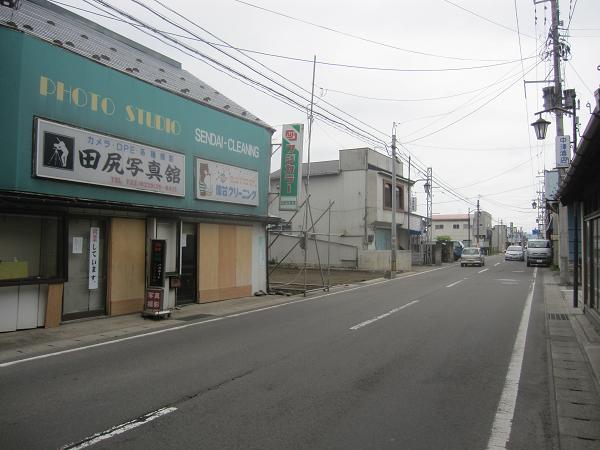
[
  {"x1": 145, "y1": 288, "x2": 163, "y2": 311},
  {"x1": 285, "y1": 129, "x2": 297, "y2": 141}
]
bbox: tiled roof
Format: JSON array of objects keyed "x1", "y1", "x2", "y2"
[{"x1": 0, "y1": 0, "x2": 272, "y2": 131}]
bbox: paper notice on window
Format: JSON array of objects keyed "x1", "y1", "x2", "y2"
[{"x1": 72, "y1": 237, "x2": 83, "y2": 254}]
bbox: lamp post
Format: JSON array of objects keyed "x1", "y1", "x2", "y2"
[
  {"x1": 390, "y1": 129, "x2": 397, "y2": 277},
  {"x1": 531, "y1": 101, "x2": 578, "y2": 284},
  {"x1": 407, "y1": 174, "x2": 433, "y2": 264},
  {"x1": 531, "y1": 116, "x2": 551, "y2": 140}
]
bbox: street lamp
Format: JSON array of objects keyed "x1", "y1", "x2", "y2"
[
  {"x1": 424, "y1": 180, "x2": 431, "y2": 196},
  {"x1": 531, "y1": 116, "x2": 551, "y2": 140}
]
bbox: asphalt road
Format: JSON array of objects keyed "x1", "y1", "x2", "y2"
[{"x1": 0, "y1": 256, "x2": 555, "y2": 449}]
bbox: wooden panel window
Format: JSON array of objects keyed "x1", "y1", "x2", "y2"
[{"x1": 383, "y1": 180, "x2": 404, "y2": 211}]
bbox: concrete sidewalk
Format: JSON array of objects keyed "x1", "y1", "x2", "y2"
[{"x1": 543, "y1": 270, "x2": 600, "y2": 447}]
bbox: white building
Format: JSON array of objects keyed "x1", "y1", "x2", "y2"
[
  {"x1": 269, "y1": 148, "x2": 426, "y2": 270},
  {"x1": 431, "y1": 211, "x2": 493, "y2": 248}
]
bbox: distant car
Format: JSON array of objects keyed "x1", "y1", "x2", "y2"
[
  {"x1": 461, "y1": 247, "x2": 485, "y2": 267},
  {"x1": 505, "y1": 245, "x2": 524, "y2": 261}
]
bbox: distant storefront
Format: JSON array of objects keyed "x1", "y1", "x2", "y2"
[
  {"x1": 559, "y1": 90, "x2": 600, "y2": 327},
  {"x1": 0, "y1": 1, "x2": 274, "y2": 332}
]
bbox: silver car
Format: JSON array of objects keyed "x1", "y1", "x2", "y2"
[
  {"x1": 505, "y1": 245, "x2": 524, "y2": 261},
  {"x1": 461, "y1": 247, "x2": 485, "y2": 267}
]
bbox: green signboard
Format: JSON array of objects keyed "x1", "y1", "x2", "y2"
[
  {"x1": 0, "y1": 28, "x2": 273, "y2": 217},
  {"x1": 279, "y1": 124, "x2": 304, "y2": 211}
]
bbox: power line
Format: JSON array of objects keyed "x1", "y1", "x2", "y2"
[
  {"x1": 442, "y1": 0, "x2": 535, "y2": 39},
  {"x1": 141, "y1": 0, "x2": 391, "y2": 146},
  {"x1": 400, "y1": 60, "x2": 541, "y2": 144},
  {"x1": 232, "y1": 0, "x2": 516, "y2": 63}
]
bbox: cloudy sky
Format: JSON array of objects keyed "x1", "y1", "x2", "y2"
[{"x1": 53, "y1": 0, "x2": 599, "y2": 232}]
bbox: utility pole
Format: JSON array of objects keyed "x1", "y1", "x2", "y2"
[
  {"x1": 476, "y1": 198, "x2": 480, "y2": 247},
  {"x1": 426, "y1": 167, "x2": 433, "y2": 264},
  {"x1": 467, "y1": 208, "x2": 471, "y2": 247},
  {"x1": 390, "y1": 126, "x2": 397, "y2": 277},
  {"x1": 549, "y1": 0, "x2": 569, "y2": 284},
  {"x1": 407, "y1": 155, "x2": 411, "y2": 256}
]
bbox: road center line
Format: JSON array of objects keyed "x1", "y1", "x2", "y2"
[
  {"x1": 0, "y1": 266, "x2": 451, "y2": 368},
  {"x1": 478, "y1": 268, "x2": 489, "y2": 274},
  {"x1": 350, "y1": 300, "x2": 419, "y2": 330},
  {"x1": 446, "y1": 278, "x2": 467, "y2": 288},
  {"x1": 61, "y1": 406, "x2": 177, "y2": 449},
  {"x1": 486, "y1": 268, "x2": 537, "y2": 449}
]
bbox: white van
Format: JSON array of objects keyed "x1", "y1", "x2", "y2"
[{"x1": 526, "y1": 239, "x2": 552, "y2": 267}]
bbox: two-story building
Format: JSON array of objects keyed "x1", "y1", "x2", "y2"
[
  {"x1": 269, "y1": 148, "x2": 425, "y2": 271},
  {"x1": 431, "y1": 211, "x2": 493, "y2": 249}
]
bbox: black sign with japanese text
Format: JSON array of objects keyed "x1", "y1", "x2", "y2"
[{"x1": 149, "y1": 239, "x2": 166, "y2": 287}]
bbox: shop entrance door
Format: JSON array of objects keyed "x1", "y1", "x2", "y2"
[
  {"x1": 177, "y1": 223, "x2": 197, "y2": 305},
  {"x1": 63, "y1": 218, "x2": 106, "y2": 320}
]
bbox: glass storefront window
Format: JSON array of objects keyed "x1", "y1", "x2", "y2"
[{"x1": 0, "y1": 213, "x2": 63, "y2": 282}]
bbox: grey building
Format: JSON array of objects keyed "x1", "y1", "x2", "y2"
[{"x1": 269, "y1": 148, "x2": 426, "y2": 270}]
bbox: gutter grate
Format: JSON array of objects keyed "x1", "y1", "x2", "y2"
[{"x1": 548, "y1": 313, "x2": 569, "y2": 321}]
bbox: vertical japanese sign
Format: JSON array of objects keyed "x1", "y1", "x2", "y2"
[
  {"x1": 279, "y1": 124, "x2": 304, "y2": 211},
  {"x1": 149, "y1": 240, "x2": 166, "y2": 288},
  {"x1": 555, "y1": 135, "x2": 571, "y2": 168},
  {"x1": 88, "y1": 227, "x2": 99, "y2": 290}
]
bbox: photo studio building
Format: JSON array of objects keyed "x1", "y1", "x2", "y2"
[{"x1": 0, "y1": 1, "x2": 274, "y2": 332}]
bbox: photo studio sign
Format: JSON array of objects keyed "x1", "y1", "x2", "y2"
[{"x1": 34, "y1": 118, "x2": 185, "y2": 197}]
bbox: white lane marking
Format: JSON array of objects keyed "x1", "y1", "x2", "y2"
[
  {"x1": 486, "y1": 268, "x2": 537, "y2": 449},
  {"x1": 478, "y1": 268, "x2": 489, "y2": 274},
  {"x1": 494, "y1": 262, "x2": 501, "y2": 267},
  {"x1": 496, "y1": 279, "x2": 517, "y2": 282},
  {"x1": 62, "y1": 406, "x2": 177, "y2": 449},
  {"x1": 446, "y1": 278, "x2": 467, "y2": 288},
  {"x1": 1, "y1": 266, "x2": 451, "y2": 368},
  {"x1": 350, "y1": 300, "x2": 419, "y2": 330}
]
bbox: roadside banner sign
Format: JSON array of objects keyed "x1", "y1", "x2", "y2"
[
  {"x1": 279, "y1": 124, "x2": 304, "y2": 211},
  {"x1": 88, "y1": 227, "x2": 99, "y2": 290},
  {"x1": 555, "y1": 135, "x2": 571, "y2": 168},
  {"x1": 544, "y1": 170, "x2": 559, "y2": 201}
]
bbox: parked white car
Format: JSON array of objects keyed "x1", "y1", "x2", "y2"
[{"x1": 526, "y1": 239, "x2": 552, "y2": 267}]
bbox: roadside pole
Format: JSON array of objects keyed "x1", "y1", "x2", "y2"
[{"x1": 390, "y1": 127, "x2": 397, "y2": 277}]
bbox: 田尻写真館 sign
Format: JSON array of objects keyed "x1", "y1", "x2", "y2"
[{"x1": 35, "y1": 118, "x2": 185, "y2": 197}]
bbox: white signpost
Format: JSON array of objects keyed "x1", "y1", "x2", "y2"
[{"x1": 555, "y1": 135, "x2": 571, "y2": 168}]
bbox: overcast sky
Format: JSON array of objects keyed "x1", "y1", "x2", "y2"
[{"x1": 53, "y1": 0, "x2": 599, "y2": 233}]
